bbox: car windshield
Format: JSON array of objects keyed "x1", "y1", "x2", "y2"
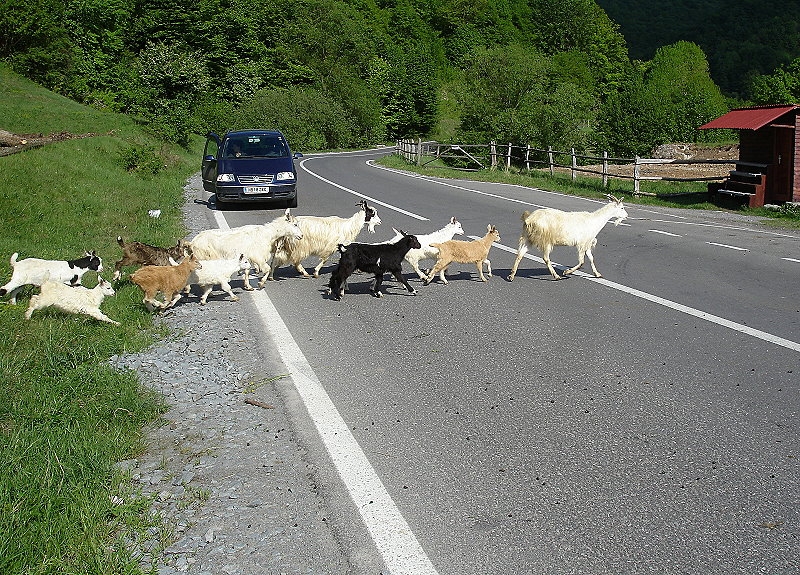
[{"x1": 224, "y1": 136, "x2": 289, "y2": 158}]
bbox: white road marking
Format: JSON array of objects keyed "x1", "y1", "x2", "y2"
[
  {"x1": 783, "y1": 257, "x2": 800, "y2": 263},
  {"x1": 649, "y1": 229, "x2": 682, "y2": 237},
  {"x1": 300, "y1": 157, "x2": 428, "y2": 220},
  {"x1": 214, "y1": 208, "x2": 439, "y2": 575},
  {"x1": 489, "y1": 241, "x2": 800, "y2": 353},
  {"x1": 706, "y1": 242, "x2": 748, "y2": 251}
]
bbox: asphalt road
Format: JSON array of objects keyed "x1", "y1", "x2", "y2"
[{"x1": 210, "y1": 148, "x2": 799, "y2": 575}]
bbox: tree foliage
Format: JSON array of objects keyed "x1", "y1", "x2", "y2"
[{"x1": 1, "y1": 0, "x2": 745, "y2": 156}]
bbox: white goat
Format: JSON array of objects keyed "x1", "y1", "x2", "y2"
[
  {"x1": 266, "y1": 200, "x2": 381, "y2": 280},
  {"x1": 507, "y1": 194, "x2": 628, "y2": 281},
  {"x1": 379, "y1": 217, "x2": 464, "y2": 279},
  {"x1": 1, "y1": 251, "x2": 103, "y2": 304},
  {"x1": 189, "y1": 209, "x2": 303, "y2": 289},
  {"x1": 424, "y1": 224, "x2": 500, "y2": 284},
  {"x1": 183, "y1": 255, "x2": 252, "y2": 304},
  {"x1": 25, "y1": 278, "x2": 119, "y2": 325}
]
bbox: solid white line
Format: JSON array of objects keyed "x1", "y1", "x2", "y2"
[
  {"x1": 250, "y1": 292, "x2": 440, "y2": 574},
  {"x1": 706, "y1": 241, "x2": 748, "y2": 251},
  {"x1": 649, "y1": 229, "x2": 682, "y2": 237},
  {"x1": 488, "y1": 241, "x2": 800, "y2": 353},
  {"x1": 213, "y1": 207, "x2": 439, "y2": 575},
  {"x1": 783, "y1": 257, "x2": 800, "y2": 263},
  {"x1": 299, "y1": 158, "x2": 428, "y2": 221}
]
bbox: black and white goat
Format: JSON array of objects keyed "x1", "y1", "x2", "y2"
[
  {"x1": 1, "y1": 251, "x2": 103, "y2": 304},
  {"x1": 327, "y1": 232, "x2": 421, "y2": 300}
]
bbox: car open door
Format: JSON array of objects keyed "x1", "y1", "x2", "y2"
[{"x1": 201, "y1": 133, "x2": 221, "y2": 193}]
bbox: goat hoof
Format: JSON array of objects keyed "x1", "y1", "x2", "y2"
[{"x1": 506, "y1": 275, "x2": 514, "y2": 282}]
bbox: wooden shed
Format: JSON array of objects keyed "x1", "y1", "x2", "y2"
[{"x1": 700, "y1": 104, "x2": 800, "y2": 207}]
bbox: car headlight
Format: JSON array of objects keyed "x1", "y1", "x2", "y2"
[
  {"x1": 217, "y1": 173, "x2": 236, "y2": 182},
  {"x1": 275, "y1": 171, "x2": 295, "y2": 181}
]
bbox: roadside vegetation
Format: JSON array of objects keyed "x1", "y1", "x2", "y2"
[
  {"x1": 0, "y1": 64, "x2": 202, "y2": 574},
  {"x1": 378, "y1": 154, "x2": 800, "y2": 227}
]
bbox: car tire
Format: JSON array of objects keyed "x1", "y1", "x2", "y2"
[
  {"x1": 214, "y1": 193, "x2": 225, "y2": 207},
  {"x1": 285, "y1": 196, "x2": 298, "y2": 208}
]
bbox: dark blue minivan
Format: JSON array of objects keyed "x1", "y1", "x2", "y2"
[{"x1": 201, "y1": 130, "x2": 302, "y2": 207}]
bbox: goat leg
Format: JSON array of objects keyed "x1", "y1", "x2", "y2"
[
  {"x1": 372, "y1": 272, "x2": 384, "y2": 297},
  {"x1": 392, "y1": 270, "x2": 417, "y2": 295}
]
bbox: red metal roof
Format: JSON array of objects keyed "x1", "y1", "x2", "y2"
[{"x1": 699, "y1": 105, "x2": 799, "y2": 130}]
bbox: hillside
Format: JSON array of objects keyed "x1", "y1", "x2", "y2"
[{"x1": 596, "y1": 0, "x2": 800, "y2": 98}]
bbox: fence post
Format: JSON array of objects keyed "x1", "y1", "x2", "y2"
[
  {"x1": 634, "y1": 155, "x2": 641, "y2": 194},
  {"x1": 571, "y1": 148, "x2": 577, "y2": 182},
  {"x1": 548, "y1": 146, "x2": 554, "y2": 176},
  {"x1": 506, "y1": 142, "x2": 512, "y2": 172},
  {"x1": 525, "y1": 144, "x2": 530, "y2": 172},
  {"x1": 490, "y1": 141, "x2": 497, "y2": 170},
  {"x1": 416, "y1": 138, "x2": 422, "y2": 166},
  {"x1": 602, "y1": 151, "x2": 608, "y2": 189}
]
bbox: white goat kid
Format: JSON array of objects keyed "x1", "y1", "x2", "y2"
[
  {"x1": 380, "y1": 217, "x2": 464, "y2": 279},
  {"x1": 266, "y1": 200, "x2": 381, "y2": 280},
  {"x1": 1, "y1": 251, "x2": 103, "y2": 304},
  {"x1": 25, "y1": 278, "x2": 119, "y2": 325},
  {"x1": 507, "y1": 194, "x2": 628, "y2": 281},
  {"x1": 189, "y1": 209, "x2": 303, "y2": 289},
  {"x1": 183, "y1": 255, "x2": 252, "y2": 304}
]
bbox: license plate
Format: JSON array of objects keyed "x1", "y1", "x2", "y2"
[{"x1": 243, "y1": 186, "x2": 270, "y2": 195}]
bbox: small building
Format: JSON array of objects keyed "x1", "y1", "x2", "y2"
[{"x1": 700, "y1": 104, "x2": 800, "y2": 207}]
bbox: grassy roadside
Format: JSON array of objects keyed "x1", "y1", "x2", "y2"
[
  {"x1": 377, "y1": 154, "x2": 800, "y2": 227},
  {"x1": 0, "y1": 63, "x2": 202, "y2": 574}
]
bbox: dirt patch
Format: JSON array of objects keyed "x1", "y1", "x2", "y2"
[
  {"x1": 577, "y1": 143, "x2": 739, "y2": 181},
  {"x1": 0, "y1": 129, "x2": 104, "y2": 156}
]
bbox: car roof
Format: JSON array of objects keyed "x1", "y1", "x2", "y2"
[{"x1": 224, "y1": 129, "x2": 284, "y2": 138}]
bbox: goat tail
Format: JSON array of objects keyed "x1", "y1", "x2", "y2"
[
  {"x1": 10, "y1": 252, "x2": 18, "y2": 266},
  {"x1": 117, "y1": 236, "x2": 125, "y2": 247}
]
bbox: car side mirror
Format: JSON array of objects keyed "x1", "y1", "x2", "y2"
[
  {"x1": 203, "y1": 154, "x2": 217, "y2": 161},
  {"x1": 293, "y1": 152, "x2": 304, "y2": 159}
]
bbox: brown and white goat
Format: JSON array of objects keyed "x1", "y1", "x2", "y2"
[
  {"x1": 506, "y1": 194, "x2": 628, "y2": 281},
  {"x1": 1, "y1": 251, "x2": 103, "y2": 304},
  {"x1": 424, "y1": 225, "x2": 500, "y2": 285},
  {"x1": 130, "y1": 254, "x2": 202, "y2": 312},
  {"x1": 114, "y1": 236, "x2": 190, "y2": 280},
  {"x1": 25, "y1": 277, "x2": 119, "y2": 325}
]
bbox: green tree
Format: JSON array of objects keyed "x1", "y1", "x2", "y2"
[{"x1": 750, "y1": 57, "x2": 800, "y2": 105}]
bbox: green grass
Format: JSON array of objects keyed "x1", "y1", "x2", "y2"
[
  {"x1": 378, "y1": 154, "x2": 800, "y2": 227},
  {"x1": 0, "y1": 62, "x2": 203, "y2": 574}
]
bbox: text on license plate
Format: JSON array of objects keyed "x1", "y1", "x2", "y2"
[{"x1": 243, "y1": 186, "x2": 270, "y2": 195}]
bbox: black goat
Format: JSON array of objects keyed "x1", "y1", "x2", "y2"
[{"x1": 327, "y1": 232, "x2": 421, "y2": 299}]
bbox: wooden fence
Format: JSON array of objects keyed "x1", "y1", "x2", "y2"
[{"x1": 396, "y1": 138, "x2": 736, "y2": 194}]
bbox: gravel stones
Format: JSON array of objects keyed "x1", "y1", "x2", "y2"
[{"x1": 111, "y1": 175, "x2": 349, "y2": 575}]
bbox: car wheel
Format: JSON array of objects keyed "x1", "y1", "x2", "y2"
[{"x1": 214, "y1": 193, "x2": 225, "y2": 207}]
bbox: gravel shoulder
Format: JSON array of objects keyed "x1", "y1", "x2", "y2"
[{"x1": 111, "y1": 173, "x2": 351, "y2": 575}]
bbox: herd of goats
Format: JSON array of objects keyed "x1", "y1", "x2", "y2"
[{"x1": 0, "y1": 195, "x2": 628, "y2": 323}]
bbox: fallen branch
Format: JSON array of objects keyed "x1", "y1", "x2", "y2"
[{"x1": 244, "y1": 398, "x2": 275, "y2": 409}]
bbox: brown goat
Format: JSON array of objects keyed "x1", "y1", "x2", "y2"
[
  {"x1": 130, "y1": 254, "x2": 202, "y2": 312},
  {"x1": 114, "y1": 236, "x2": 191, "y2": 280},
  {"x1": 423, "y1": 224, "x2": 500, "y2": 284}
]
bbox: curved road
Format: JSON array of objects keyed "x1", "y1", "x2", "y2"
[{"x1": 212, "y1": 148, "x2": 799, "y2": 574}]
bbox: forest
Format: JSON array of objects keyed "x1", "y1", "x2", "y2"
[{"x1": 1, "y1": 0, "x2": 799, "y2": 157}]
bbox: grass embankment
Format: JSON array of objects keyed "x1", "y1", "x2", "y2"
[
  {"x1": 377, "y1": 155, "x2": 800, "y2": 227},
  {"x1": 0, "y1": 63, "x2": 202, "y2": 574}
]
